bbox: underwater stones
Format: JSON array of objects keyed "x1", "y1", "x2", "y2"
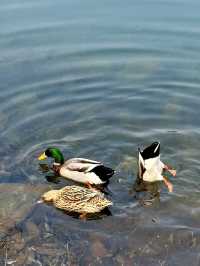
[
  {"x1": 90, "y1": 240, "x2": 108, "y2": 258},
  {"x1": 0, "y1": 183, "x2": 48, "y2": 230},
  {"x1": 33, "y1": 243, "x2": 65, "y2": 257},
  {"x1": 24, "y1": 221, "x2": 40, "y2": 242},
  {"x1": 115, "y1": 254, "x2": 133, "y2": 266}
]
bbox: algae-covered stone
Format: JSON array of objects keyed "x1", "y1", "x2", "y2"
[{"x1": 0, "y1": 183, "x2": 48, "y2": 230}]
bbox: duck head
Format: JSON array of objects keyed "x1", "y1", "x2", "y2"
[
  {"x1": 38, "y1": 147, "x2": 65, "y2": 165},
  {"x1": 42, "y1": 190, "x2": 58, "y2": 202}
]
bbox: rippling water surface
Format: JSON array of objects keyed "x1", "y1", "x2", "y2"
[{"x1": 1, "y1": 0, "x2": 200, "y2": 265}]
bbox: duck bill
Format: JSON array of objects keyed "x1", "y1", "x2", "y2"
[{"x1": 38, "y1": 152, "x2": 47, "y2": 160}]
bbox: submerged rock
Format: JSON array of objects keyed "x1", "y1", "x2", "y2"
[
  {"x1": 91, "y1": 240, "x2": 108, "y2": 258},
  {"x1": 0, "y1": 183, "x2": 48, "y2": 230}
]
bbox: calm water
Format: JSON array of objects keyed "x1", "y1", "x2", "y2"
[{"x1": 1, "y1": 0, "x2": 200, "y2": 265}]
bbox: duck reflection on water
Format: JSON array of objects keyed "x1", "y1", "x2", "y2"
[
  {"x1": 39, "y1": 163, "x2": 60, "y2": 184},
  {"x1": 133, "y1": 178, "x2": 161, "y2": 206}
]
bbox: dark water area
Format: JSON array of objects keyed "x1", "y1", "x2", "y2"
[{"x1": 1, "y1": 0, "x2": 200, "y2": 265}]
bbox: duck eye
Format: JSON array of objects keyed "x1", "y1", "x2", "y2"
[{"x1": 45, "y1": 149, "x2": 51, "y2": 156}]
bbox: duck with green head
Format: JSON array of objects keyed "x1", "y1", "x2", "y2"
[{"x1": 38, "y1": 147, "x2": 115, "y2": 185}]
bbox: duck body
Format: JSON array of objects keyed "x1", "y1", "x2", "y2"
[
  {"x1": 42, "y1": 185, "x2": 112, "y2": 213},
  {"x1": 59, "y1": 158, "x2": 114, "y2": 184},
  {"x1": 138, "y1": 142, "x2": 164, "y2": 182},
  {"x1": 38, "y1": 148, "x2": 115, "y2": 185}
]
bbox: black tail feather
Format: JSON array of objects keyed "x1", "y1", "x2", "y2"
[{"x1": 89, "y1": 165, "x2": 115, "y2": 182}]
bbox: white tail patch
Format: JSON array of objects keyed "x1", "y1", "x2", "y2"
[{"x1": 154, "y1": 143, "x2": 160, "y2": 153}]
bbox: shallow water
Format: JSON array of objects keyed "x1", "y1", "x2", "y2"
[{"x1": 1, "y1": 0, "x2": 200, "y2": 265}]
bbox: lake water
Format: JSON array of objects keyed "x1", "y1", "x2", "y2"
[{"x1": 1, "y1": 0, "x2": 200, "y2": 265}]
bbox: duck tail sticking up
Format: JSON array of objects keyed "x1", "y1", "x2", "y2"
[
  {"x1": 141, "y1": 141, "x2": 160, "y2": 160},
  {"x1": 138, "y1": 141, "x2": 161, "y2": 181},
  {"x1": 89, "y1": 165, "x2": 115, "y2": 182}
]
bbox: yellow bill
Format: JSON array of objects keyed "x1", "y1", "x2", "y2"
[{"x1": 38, "y1": 152, "x2": 47, "y2": 160}]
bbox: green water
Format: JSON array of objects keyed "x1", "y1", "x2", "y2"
[{"x1": 1, "y1": 0, "x2": 200, "y2": 265}]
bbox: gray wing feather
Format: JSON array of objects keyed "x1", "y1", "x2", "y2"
[{"x1": 64, "y1": 158, "x2": 101, "y2": 172}]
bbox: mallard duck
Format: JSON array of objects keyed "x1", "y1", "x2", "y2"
[
  {"x1": 38, "y1": 147, "x2": 115, "y2": 185},
  {"x1": 138, "y1": 142, "x2": 176, "y2": 192},
  {"x1": 41, "y1": 185, "x2": 112, "y2": 217}
]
